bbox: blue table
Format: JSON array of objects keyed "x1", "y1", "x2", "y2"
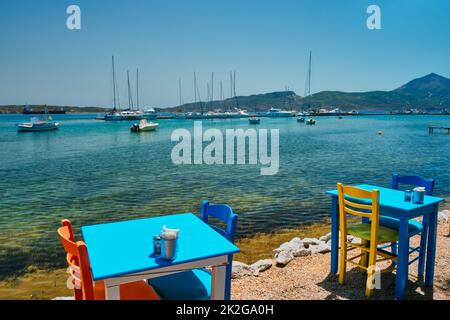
[
  {"x1": 326, "y1": 184, "x2": 444, "y2": 299},
  {"x1": 81, "y1": 213, "x2": 240, "y2": 300}
]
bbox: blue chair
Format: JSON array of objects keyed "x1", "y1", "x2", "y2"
[
  {"x1": 149, "y1": 201, "x2": 238, "y2": 300},
  {"x1": 379, "y1": 174, "x2": 435, "y2": 276}
]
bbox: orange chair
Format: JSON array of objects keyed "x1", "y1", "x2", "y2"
[{"x1": 58, "y1": 219, "x2": 160, "y2": 300}]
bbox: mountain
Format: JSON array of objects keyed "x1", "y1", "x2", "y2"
[
  {"x1": 395, "y1": 73, "x2": 450, "y2": 95},
  {"x1": 162, "y1": 73, "x2": 450, "y2": 112},
  {"x1": 159, "y1": 91, "x2": 298, "y2": 113},
  {"x1": 2, "y1": 74, "x2": 449, "y2": 114}
]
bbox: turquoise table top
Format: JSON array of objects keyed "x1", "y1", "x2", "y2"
[
  {"x1": 326, "y1": 184, "x2": 444, "y2": 212},
  {"x1": 81, "y1": 213, "x2": 240, "y2": 281}
]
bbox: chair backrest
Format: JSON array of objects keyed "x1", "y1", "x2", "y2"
[
  {"x1": 337, "y1": 183, "x2": 380, "y2": 241},
  {"x1": 200, "y1": 201, "x2": 238, "y2": 243},
  {"x1": 57, "y1": 219, "x2": 95, "y2": 300},
  {"x1": 392, "y1": 174, "x2": 435, "y2": 196}
]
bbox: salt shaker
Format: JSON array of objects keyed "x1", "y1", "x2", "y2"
[
  {"x1": 404, "y1": 190, "x2": 412, "y2": 202},
  {"x1": 153, "y1": 235, "x2": 162, "y2": 255}
]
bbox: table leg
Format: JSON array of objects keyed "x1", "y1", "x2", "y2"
[
  {"x1": 425, "y1": 204, "x2": 438, "y2": 287},
  {"x1": 105, "y1": 281, "x2": 120, "y2": 300},
  {"x1": 395, "y1": 217, "x2": 409, "y2": 300},
  {"x1": 211, "y1": 264, "x2": 226, "y2": 300},
  {"x1": 331, "y1": 195, "x2": 339, "y2": 274},
  {"x1": 418, "y1": 214, "x2": 428, "y2": 277}
]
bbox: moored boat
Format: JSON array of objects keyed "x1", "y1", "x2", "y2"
[
  {"x1": 266, "y1": 107, "x2": 294, "y2": 118},
  {"x1": 297, "y1": 117, "x2": 305, "y2": 123},
  {"x1": 249, "y1": 117, "x2": 260, "y2": 124},
  {"x1": 17, "y1": 117, "x2": 59, "y2": 132},
  {"x1": 131, "y1": 119, "x2": 159, "y2": 132},
  {"x1": 306, "y1": 118, "x2": 316, "y2": 125}
]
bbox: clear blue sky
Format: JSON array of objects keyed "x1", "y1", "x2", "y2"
[{"x1": 0, "y1": 0, "x2": 449, "y2": 108}]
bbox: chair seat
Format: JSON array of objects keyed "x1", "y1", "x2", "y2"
[
  {"x1": 378, "y1": 216, "x2": 423, "y2": 236},
  {"x1": 348, "y1": 223, "x2": 399, "y2": 243},
  {"x1": 149, "y1": 269, "x2": 211, "y2": 300},
  {"x1": 94, "y1": 280, "x2": 160, "y2": 300}
]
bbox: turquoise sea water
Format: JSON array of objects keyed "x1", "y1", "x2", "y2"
[{"x1": 0, "y1": 114, "x2": 449, "y2": 278}]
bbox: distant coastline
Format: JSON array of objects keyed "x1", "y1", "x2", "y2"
[{"x1": 2, "y1": 73, "x2": 450, "y2": 115}]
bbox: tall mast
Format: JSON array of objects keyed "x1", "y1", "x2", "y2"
[
  {"x1": 229, "y1": 71, "x2": 233, "y2": 111},
  {"x1": 127, "y1": 70, "x2": 134, "y2": 110},
  {"x1": 233, "y1": 70, "x2": 237, "y2": 97},
  {"x1": 211, "y1": 72, "x2": 214, "y2": 108},
  {"x1": 304, "y1": 51, "x2": 312, "y2": 97},
  {"x1": 136, "y1": 69, "x2": 140, "y2": 110},
  {"x1": 233, "y1": 70, "x2": 238, "y2": 109},
  {"x1": 194, "y1": 72, "x2": 197, "y2": 104},
  {"x1": 221, "y1": 80, "x2": 226, "y2": 111},
  {"x1": 179, "y1": 78, "x2": 183, "y2": 106},
  {"x1": 112, "y1": 56, "x2": 117, "y2": 111},
  {"x1": 207, "y1": 83, "x2": 210, "y2": 111}
]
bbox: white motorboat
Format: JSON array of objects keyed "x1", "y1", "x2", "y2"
[{"x1": 131, "y1": 119, "x2": 159, "y2": 132}]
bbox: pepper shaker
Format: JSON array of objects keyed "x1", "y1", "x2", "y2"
[{"x1": 153, "y1": 235, "x2": 162, "y2": 255}]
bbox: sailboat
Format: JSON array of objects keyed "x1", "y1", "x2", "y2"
[
  {"x1": 104, "y1": 56, "x2": 124, "y2": 121},
  {"x1": 174, "y1": 78, "x2": 187, "y2": 119},
  {"x1": 120, "y1": 70, "x2": 145, "y2": 120},
  {"x1": 186, "y1": 72, "x2": 204, "y2": 119},
  {"x1": 17, "y1": 108, "x2": 59, "y2": 132}
]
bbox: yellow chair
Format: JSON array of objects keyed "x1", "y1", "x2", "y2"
[{"x1": 337, "y1": 183, "x2": 398, "y2": 297}]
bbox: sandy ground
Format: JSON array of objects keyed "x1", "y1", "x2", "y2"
[
  {"x1": 1, "y1": 216, "x2": 448, "y2": 300},
  {"x1": 232, "y1": 220, "x2": 450, "y2": 300}
]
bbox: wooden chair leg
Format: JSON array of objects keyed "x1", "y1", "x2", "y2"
[
  {"x1": 365, "y1": 243, "x2": 377, "y2": 297},
  {"x1": 360, "y1": 240, "x2": 368, "y2": 273},
  {"x1": 338, "y1": 237, "x2": 347, "y2": 285}
]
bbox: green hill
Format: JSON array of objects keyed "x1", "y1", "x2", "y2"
[{"x1": 162, "y1": 73, "x2": 450, "y2": 112}]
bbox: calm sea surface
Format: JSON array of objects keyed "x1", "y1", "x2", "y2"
[{"x1": 0, "y1": 114, "x2": 449, "y2": 278}]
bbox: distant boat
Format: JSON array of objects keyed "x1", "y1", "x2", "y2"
[
  {"x1": 306, "y1": 118, "x2": 316, "y2": 125},
  {"x1": 297, "y1": 117, "x2": 305, "y2": 123},
  {"x1": 186, "y1": 112, "x2": 204, "y2": 119},
  {"x1": 23, "y1": 106, "x2": 66, "y2": 115},
  {"x1": 266, "y1": 107, "x2": 294, "y2": 118},
  {"x1": 130, "y1": 119, "x2": 159, "y2": 132},
  {"x1": 249, "y1": 117, "x2": 260, "y2": 124},
  {"x1": 144, "y1": 108, "x2": 157, "y2": 120},
  {"x1": 17, "y1": 116, "x2": 59, "y2": 132}
]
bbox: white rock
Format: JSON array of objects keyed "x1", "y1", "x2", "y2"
[
  {"x1": 319, "y1": 233, "x2": 332, "y2": 242},
  {"x1": 290, "y1": 237, "x2": 303, "y2": 246},
  {"x1": 302, "y1": 238, "x2": 323, "y2": 247},
  {"x1": 273, "y1": 238, "x2": 304, "y2": 253},
  {"x1": 275, "y1": 251, "x2": 294, "y2": 267},
  {"x1": 250, "y1": 259, "x2": 273, "y2": 275},
  {"x1": 438, "y1": 210, "x2": 450, "y2": 222},
  {"x1": 293, "y1": 247, "x2": 311, "y2": 257},
  {"x1": 231, "y1": 261, "x2": 254, "y2": 279},
  {"x1": 310, "y1": 242, "x2": 331, "y2": 254}
]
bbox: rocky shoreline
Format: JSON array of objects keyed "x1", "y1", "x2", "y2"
[
  {"x1": 19, "y1": 210, "x2": 450, "y2": 300},
  {"x1": 231, "y1": 210, "x2": 450, "y2": 300}
]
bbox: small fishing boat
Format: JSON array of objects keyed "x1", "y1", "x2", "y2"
[
  {"x1": 306, "y1": 118, "x2": 316, "y2": 125},
  {"x1": 297, "y1": 117, "x2": 305, "y2": 123},
  {"x1": 249, "y1": 117, "x2": 260, "y2": 124},
  {"x1": 131, "y1": 119, "x2": 159, "y2": 132},
  {"x1": 17, "y1": 116, "x2": 59, "y2": 132}
]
